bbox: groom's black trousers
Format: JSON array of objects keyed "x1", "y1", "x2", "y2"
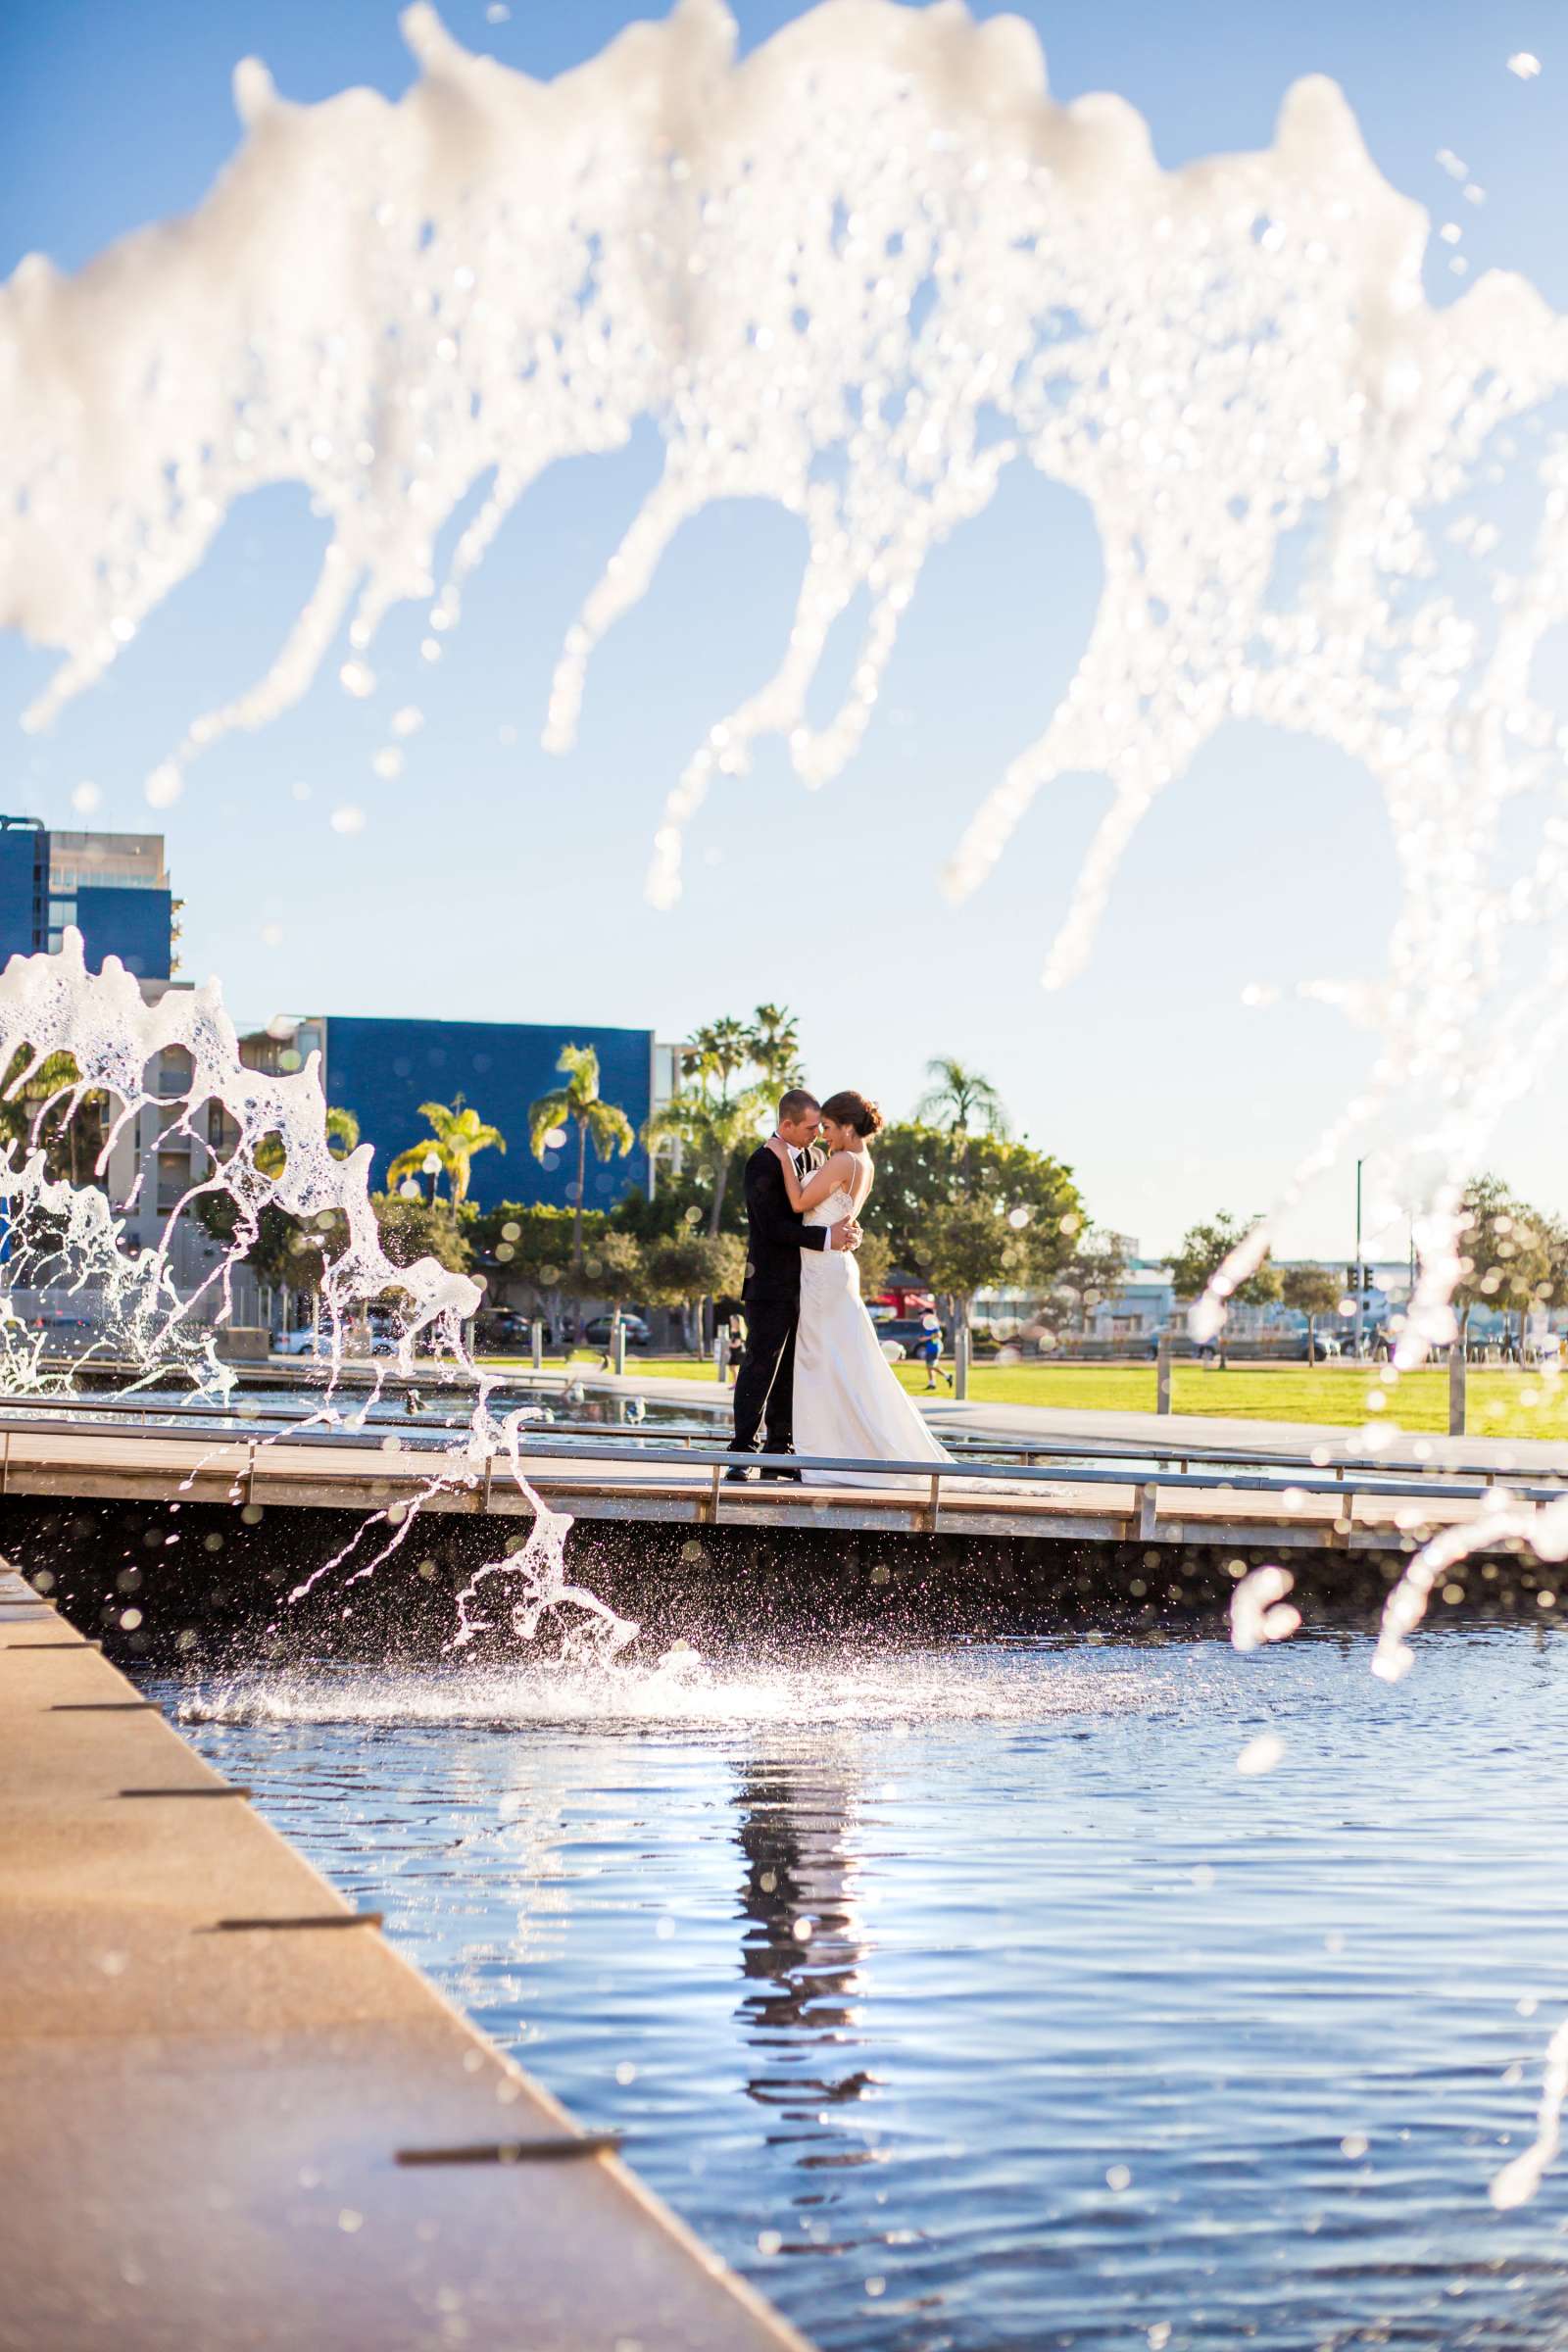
[{"x1": 729, "y1": 1287, "x2": 799, "y2": 1457}]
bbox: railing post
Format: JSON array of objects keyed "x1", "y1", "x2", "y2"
[
  {"x1": 1449, "y1": 1339, "x2": 1466, "y2": 1438},
  {"x1": 1156, "y1": 1334, "x2": 1172, "y2": 1417},
  {"x1": 530, "y1": 1319, "x2": 544, "y2": 1372},
  {"x1": 954, "y1": 1324, "x2": 970, "y2": 1401}
]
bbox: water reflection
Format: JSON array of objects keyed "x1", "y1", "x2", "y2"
[
  {"x1": 736, "y1": 1758, "x2": 875, "y2": 2100},
  {"x1": 166, "y1": 1631, "x2": 1568, "y2": 2352}
]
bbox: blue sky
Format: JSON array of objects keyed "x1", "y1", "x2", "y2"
[{"x1": 2, "y1": 0, "x2": 1563, "y2": 1256}]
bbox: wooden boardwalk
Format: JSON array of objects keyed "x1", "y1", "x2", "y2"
[{"x1": 0, "y1": 1418, "x2": 1549, "y2": 1555}]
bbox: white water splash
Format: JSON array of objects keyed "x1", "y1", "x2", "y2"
[
  {"x1": 6, "y1": 0, "x2": 1568, "y2": 1359},
  {"x1": 173, "y1": 1645, "x2": 1158, "y2": 1730},
  {"x1": 1229, "y1": 1564, "x2": 1302, "y2": 1653},
  {"x1": 1492, "y1": 2017, "x2": 1568, "y2": 2212},
  {"x1": 0, "y1": 934, "x2": 637, "y2": 1658},
  {"x1": 0, "y1": 930, "x2": 475, "y2": 1366}
]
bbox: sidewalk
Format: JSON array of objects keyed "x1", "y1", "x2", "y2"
[
  {"x1": 0, "y1": 1562, "x2": 808, "y2": 2352},
  {"x1": 521, "y1": 1365, "x2": 1568, "y2": 1474},
  {"x1": 916, "y1": 1396, "x2": 1568, "y2": 1473}
]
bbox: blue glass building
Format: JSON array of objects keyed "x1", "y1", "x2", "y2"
[
  {"x1": 319, "y1": 1015, "x2": 658, "y2": 1213},
  {"x1": 0, "y1": 815, "x2": 173, "y2": 980}
]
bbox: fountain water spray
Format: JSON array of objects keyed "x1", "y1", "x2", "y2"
[
  {"x1": 0, "y1": 931, "x2": 635, "y2": 1659},
  {"x1": 5, "y1": 0, "x2": 1566, "y2": 1357},
  {"x1": 5, "y1": 0, "x2": 1568, "y2": 2184}
]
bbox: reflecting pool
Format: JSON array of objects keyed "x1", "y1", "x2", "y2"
[{"x1": 163, "y1": 1627, "x2": 1568, "y2": 2350}]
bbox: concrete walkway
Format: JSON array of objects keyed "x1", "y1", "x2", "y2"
[
  {"x1": 916, "y1": 1397, "x2": 1568, "y2": 1474},
  {"x1": 476, "y1": 1363, "x2": 1568, "y2": 1476},
  {"x1": 0, "y1": 1563, "x2": 809, "y2": 2352}
]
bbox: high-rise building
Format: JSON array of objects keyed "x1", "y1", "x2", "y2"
[{"x1": 0, "y1": 814, "x2": 173, "y2": 979}]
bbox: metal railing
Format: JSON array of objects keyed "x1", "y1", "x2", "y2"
[
  {"x1": 0, "y1": 1398, "x2": 1560, "y2": 1513},
  {"x1": 0, "y1": 1388, "x2": 1559, "y2": 1493}
]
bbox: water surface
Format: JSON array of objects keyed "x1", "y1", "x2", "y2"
[{"x1": 166, "y1": 1628, "x2": 1568, "y2": 2350}]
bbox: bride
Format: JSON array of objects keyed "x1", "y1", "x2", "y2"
[{"x1": 765, "y1": 1089, "x2": 954, "y2": 1484}]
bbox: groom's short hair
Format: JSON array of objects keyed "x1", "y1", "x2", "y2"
[{"x1": 778, "y1": 1088, "x2": 819, "y2": 1124}]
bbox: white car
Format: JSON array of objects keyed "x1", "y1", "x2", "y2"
[{"x1": 273, "y1": 1326, "x2": 336, "y2": 1357}]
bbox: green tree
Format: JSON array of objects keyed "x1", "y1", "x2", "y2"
[
  {"x1": 642, "y1": 1230, "x2": 746, "y2": 1351},
  {"x1": 573, "y1": 1226, "x2": 646, "y2": 1356},
  {"x1": 1453, "y1": 1176, "x2": 1551, "y2": 1343},
  {"x1": 387, "y1": 1096, "x2": 505, "y2": 1206},
  {"x1": 608, "y1": 1175, "x2": 716, "y2": 1243},
  {"x1": 681, "y1": 1017, "x2": 753, "y2": 1101},
  {"x1": 244, "y1": 1103, "x2": 360, "y2": 1181},
  {"x1": 1280, "y1": 1263, "x2": 1344, "y2": 1363},
  {"x1": 367, "y1": 1192, "x2": 473, "y2": 1293},
  {"x1": 644, "y1": 1018, "x2": 772, "y2": 1242},
  {"x1": 0, "y1": 1047, "x2": 112, "y2": 1187},
  {"x1": 190, "y1": 1104, "x2": 365, "y2": 1309},
  {"x1": 862, "y1": 1123, "x2": 1082, "y2": 1286},
  {"x1": 913, "y1": 1057, "x2": 1011, "y2": 1150},
  {"x1": 917, "y1": 1197, "x2": 1026, "y2": 1334},
  {"x1": 527, "y1": 1046, "x2": 635, "y2": 1265},
  {"x1": 1170, "y1": 1212, "x2": 1282, "y2": 1309},
  {"x1": 1039, "y1": 1227, "x2": 1131, "y2": 1336},
  {"x1": 472, "y1": 1202, "x2": 588, "y2": 1341},
  {"x1": 744, "y1": 1004, "x2": 804, "y2": 1088},
  {"x1": 852, "y1": 1225, "x2": 894, "y2": 1306}
]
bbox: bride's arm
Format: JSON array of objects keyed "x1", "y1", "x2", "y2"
[{"x1": 767, "y1": 1138, "x2": 857, "y2": 1214}]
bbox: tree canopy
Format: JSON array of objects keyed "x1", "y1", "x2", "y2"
[
  {"x1": 860, "y1": 1122, "x2": 1082, "y2": 1287},
  {"x1": 912, "y1": 1057, "x2": 1010, "y2": 1142},
  {"x1": 1169, "y1": 1211, "x2": 1281, "y2": 1309},
  {"x1": 527, "y1": 1046, "x2": 635, "y2": 1264},
  {"x1": 387, "y1": 1097, "x2": 504, "y2": 1205}
]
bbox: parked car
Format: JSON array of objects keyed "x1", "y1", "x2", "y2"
[
  {"x1": 274, "y1": 1322, "x2": 400, "y2": 1358},
  {"x1": 274, "y1": 1326, "x2": 335, "y2": 1357},
  {"x1": 581, "y1": 1312, "x2": 651, "y2": 1348},
  {"x1": 475, "y1": 1308, "x2": 539, "y2": 1351}
]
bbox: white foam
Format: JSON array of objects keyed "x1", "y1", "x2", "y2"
[{"x1": 5, "y1": 1, "x2": 1567, "y2": 1364}]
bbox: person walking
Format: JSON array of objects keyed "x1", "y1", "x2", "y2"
[{"x1": 919, "y1": 1313, "x2": 952, "y2": 1392}]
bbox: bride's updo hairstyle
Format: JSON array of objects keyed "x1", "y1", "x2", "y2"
[{"x1": 820, "y1": 1089, "x2": 885, "y2": 1139}]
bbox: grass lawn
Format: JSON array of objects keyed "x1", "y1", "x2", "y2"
[{"x1": 484, "y1": 1353, "x2": 1568, "y2": 1441}]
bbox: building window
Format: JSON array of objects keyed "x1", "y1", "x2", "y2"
[
  {"x1": 208, "y1": 1103, "x2": 241, "y2": 1159},
  {"x1": 156, "y1": 1151, "x2": 190, "y2": 1213}
]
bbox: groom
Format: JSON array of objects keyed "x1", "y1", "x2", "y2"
[{"x1": 726, "y1": 1086, "x2": 860, "y2": 1482}]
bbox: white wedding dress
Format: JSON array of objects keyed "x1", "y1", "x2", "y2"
[{"x1": 792, "y1": 1179, "x2": 954, "y2": 1486}]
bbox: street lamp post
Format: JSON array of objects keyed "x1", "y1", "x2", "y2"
[
  {"x1": 1353, "y1": 1157, "x2": 1364, "y2": 1361},
  {"x1": 421, "y1": 1150, "x2": 441, "y2": 1208}
]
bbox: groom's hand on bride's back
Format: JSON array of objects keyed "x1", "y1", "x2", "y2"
[{"x1": 830, "y1": 1216, "x2": 862, "y2": 1251}]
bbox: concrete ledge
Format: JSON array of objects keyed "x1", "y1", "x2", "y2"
[{"x1": 0, "y1": 1565, "x2": 809, "y2": 2352}]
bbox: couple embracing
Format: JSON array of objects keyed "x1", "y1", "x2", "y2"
[{"x1": 726, "y1": 1086, "x2": 951, "y2": 1485}]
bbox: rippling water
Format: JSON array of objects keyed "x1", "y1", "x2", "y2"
[{"x1": 160, "y1": 1628, "x2": 1568, "y2": 2351}]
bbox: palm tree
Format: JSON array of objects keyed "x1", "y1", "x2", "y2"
[
  {"x1": 527, "y1": 1047, "x2": 634, "y2": 1264},
  {"x1": 644, "y1": 1083, "x2": 771, "y2": 1237},
  {"x1": 914, "y1": 1056, "x2": 1011, "y2": 1141},
  {"x1": 745, "y1": 1003, "x2": 804, "y2": 1088},
  {"x1": 680, "y1": 1017, "x2": 753, "y2": 1102},
  {"x1": 388, "y1": 1096, "x2": 505, "y2": 1206},
  {"x1": 0, "y1": 1048, "x2": 111, "y2": 1187},
  {"x1": 250, "y1": 1103, "x2": 360, "y2": 1182}
]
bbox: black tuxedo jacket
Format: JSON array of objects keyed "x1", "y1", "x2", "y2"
[{"x1": 741, "y1": 1144, "x2": 828, "y2": 1305}]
